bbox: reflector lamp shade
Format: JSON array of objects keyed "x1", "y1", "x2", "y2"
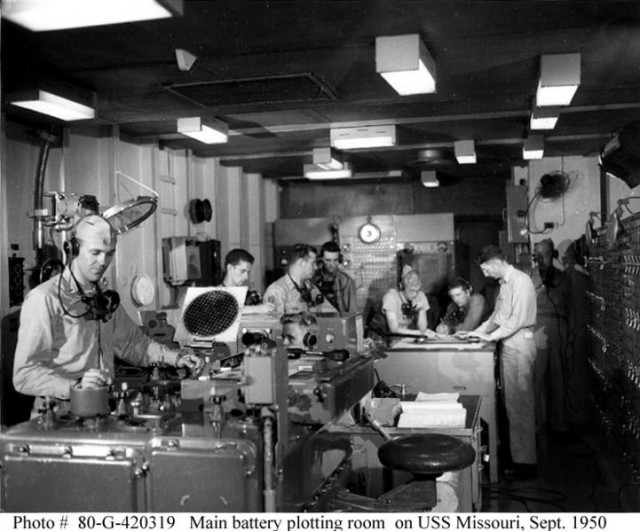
[
  {"x1": 420, "y1": 171, "x2": 440, "y2": 188},
  {"x1": 2, "y1": 0, "x2": 183, "y2": 31},
  {"x1": 376, "y1": 34, "x2": 436, "y2": 95},
  {"x1": 304, "y1": 163, "x2": 353, "y2": 180},
  {"x1": 454, "y1": 140, "x2": 476, "y2": 164},
  {"x1": 523, "y1": 135, "x2": 544, "y2": 160},
  {"x1": 10, "y1": 90, "x2": 95, "y2": 121},
  {"x1": 312, "y1": 147, "x2": 343, "y2": 170},
  {"x1": 177, "y1": 117, "x2": 228, "y2": 144},
  {"x1": 330, "y1": 125, "x2": 396, "y2": 150},
  {"x1": 536, "y1": 53, "x2": 581, "y2": 106}
]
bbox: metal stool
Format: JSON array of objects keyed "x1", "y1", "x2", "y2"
[
  {"x1": 328, "y1": 432, "x2": 475, "y2": 512},
  {"x1": 376, "y1": 433, "x2": 476, "y2": 509}
]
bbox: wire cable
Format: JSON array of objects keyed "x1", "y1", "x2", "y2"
[{"x1": 57, "y1": 266, "x2": 91, "y2": 320}]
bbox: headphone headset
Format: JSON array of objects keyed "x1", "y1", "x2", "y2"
[
  {"x1": 80, "y1": 283, "x2": 121, "y2": 322},
  {"x1": 60, "y1": 268, "x2": 121, "y2": 322},
  {"x1": 291, "y1": 277, "x2": 325, "y2": 307},
  {"x1": 298, "y1": 312, "x2": 319, "y2": 348},
  {"x1": 449, "y1": 277, "x2": 473, "y2": 294},
  {"x1": 537, "y1": 238, "x2": 558, "y2": 259},
  {"x1": 320, "y1": 241, "x2": 343, "y2": 265},
  {"x1": 63, "y1": 235, "x2": 80, "y2": 258},
  {"x1": 282, "y1": 313, "x2": 318, "y2": 349},
  {"x1": 303, "y1": 328, "x2": 318, "y2": 348},
  {"x1": 399, "y1": 291, "x2": 419, "y2": 321},
  {"x1": 61, "y1": 217, "x2": 120, "y2": 321},
  {"x1": 398, "y1": 265, "x2": 419, "y2": 292}
]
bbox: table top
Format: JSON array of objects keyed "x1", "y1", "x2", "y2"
[{"x1": 386, "y1": 337, "x2": 495, "y2": 352}]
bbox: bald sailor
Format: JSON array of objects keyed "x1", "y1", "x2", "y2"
[{"x1": 13, "y1": 215, "x2": 202, "y2": 416}]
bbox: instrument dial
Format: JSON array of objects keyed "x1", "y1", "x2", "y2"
[{"x1": 358, "y1": 222, "x2": 382, "y2": 244}]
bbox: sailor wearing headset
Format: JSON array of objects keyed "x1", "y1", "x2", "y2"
[{"x1": 13, "y1": 215, "x2": 202, "y2": 417}]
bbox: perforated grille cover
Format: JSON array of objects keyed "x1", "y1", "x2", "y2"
[
  {"x1": 183, "y1": 291, "x2": 239, "y2": 337},
  {"x1": 175, "y1": 287, "x2": 247, "y2": 345}
]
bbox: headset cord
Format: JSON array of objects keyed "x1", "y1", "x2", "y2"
[
  {"x1": 288, "y1": 273, "x2": 318, "y2": 307},
  {"x1": 58, "y1": 266, "x2": 92, "y2": 320},
  {"x1": 96, "y1": 320, "x2": 105, "y2": 373}
]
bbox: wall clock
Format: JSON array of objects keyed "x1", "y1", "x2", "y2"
[{"x1": 358, "y1": 217, "x2": 381, "y2": 244}]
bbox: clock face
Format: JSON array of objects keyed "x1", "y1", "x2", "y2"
[{"x1": 358, "y1": 222, "x2": 381, "y2": 244}]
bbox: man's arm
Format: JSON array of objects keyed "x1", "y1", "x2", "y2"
[
  {"x1": 242, "y1": 302, "x2": 275, "y2": 314},
  {"x1": 263, "y1": 282, "x2": 286, "y2": 314},
  {"x1": 110, "y1": 307, "x2": 200, "y2": 370},
  {"x1": 470, "y1": 309, "x2": 498, "y2": 336},
  {"x1": 456, "y1": 294, "x2": 487, "y2": 332},
  {"x1": 439, "y1": 302, "x2": 458, "y2": 329},
  {"x1": 486, "y1": 276, "x2": 536, "y2": 341},
  {"x1": 416, "y1": 292, "x2": 430, "y2": 333},
  {"x1": 13, "y1": 290, "x2": 76, "y2": 399}
]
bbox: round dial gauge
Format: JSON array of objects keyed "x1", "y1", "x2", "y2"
[
  {"x1": 131, "y1": 275, "x2": 156, "y2": 306},
  {"x1": 358, "y1": 222, "x2": 382, "y2": 244}
]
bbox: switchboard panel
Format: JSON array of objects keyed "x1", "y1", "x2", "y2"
[{"x1": 587, "y1": 213, "x2": 640, "y2": 481}]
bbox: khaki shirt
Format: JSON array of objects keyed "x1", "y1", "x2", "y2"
[
  {"x1": 476, "y1": 265, "x2": 537, "y2": 341},
  {"x1": 13, "y1": 269, "x2": 178, "y2": 400}
]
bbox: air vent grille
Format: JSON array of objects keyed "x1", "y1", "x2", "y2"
[{"x1": 165, "y1": 73, "x2": 338, "y2": 107}]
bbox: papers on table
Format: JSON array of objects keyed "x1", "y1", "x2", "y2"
[{"x1": 397, "y1": 392, "x2": 466, "y2": 428}]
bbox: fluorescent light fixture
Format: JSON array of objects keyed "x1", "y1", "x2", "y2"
[
  {"x1": 420, "y1": 170, "x2": 440, "y2": 188},
  {"x1": 376, "y1": 34, "x2": 436, "y2": 95},
  {"x1": 312, "y1": 147, "x2": 343, "y2": 170},
  {"x1": 2, "y1": 0, "x2": 183, "y2": 31},
  {"x1": 177, "y1": 117, "x2": 228, "y2": 144},
  {"x1": 10, "y1": 90, "x2": 95, "y2": 121},
  {"x1": 536, "y1": 53, "x2": 581, "y2": 106},
  {"x1": 530, "y1": 105, "x2": 560, "y2": 130},
  {"x1": 304, "y1": 163, "x2": 353, "y2": 180},
  {"x1": 330, "y1": 125, "x2": 396, "y2": 150},
  {"x1": 454, "y1": 140, "x2": 477, "y2": 164},
  {"x1": 523, "y1": 135, "x2": 544, "y2": 160}
]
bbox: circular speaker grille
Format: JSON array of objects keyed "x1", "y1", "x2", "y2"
[{"x1": 183, "y1": 290, "x2": 239, "y2": 337}]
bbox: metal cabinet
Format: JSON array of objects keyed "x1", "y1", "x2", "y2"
[{"x1": 374, "y1": 342, "x2": 498, "y2": 483}]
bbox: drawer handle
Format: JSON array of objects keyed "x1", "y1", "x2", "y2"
[{"x1": 453, "y1": 386, "x2": 467, "y2": 391}]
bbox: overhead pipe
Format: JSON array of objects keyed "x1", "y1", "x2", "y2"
[{"x1": 32, "y1": 130, "x2": 58, "y2": 256}]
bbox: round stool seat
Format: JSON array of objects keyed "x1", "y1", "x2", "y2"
[{"x1": 378, "y1": 433, "x2": 475, "y2": 476}]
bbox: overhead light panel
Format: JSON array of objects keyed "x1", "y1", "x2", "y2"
[
  {"x1": 10, "y1": 90, "x2": 95, "y2": 121},
  {"x1": 330, "y1": 125, "x2": 396, "y2": 150},
  {"x1": 530, "y1": 104, "x2": 560, "y2": 130},
  {"x1": 177, "y1": 117, "x2": 228, "y2": 144},
  {"x1": 523, "y1": 135, "x2": 544, "y2": 160},
  {"x1": 312, "y1": 147, "x2": 343, "y2": 170},
  {"x1": 376, "y1": 34, "x2": 436, "y2": 95},
  {"x1": 304, "y1": 163, "x2": 353, "y2": 180},
  {"x1": 454, "y1": 140, "x2": 477, "y2": 164},
  {"x1": 536, "y1": 53, "x2": 581, "y2": 106},
  {"x1": 420, "y1": 170, "x2": 440, "y2": 188},
  {"x1": 2, "y1": 0, "x2": 183, "y2": 31}
]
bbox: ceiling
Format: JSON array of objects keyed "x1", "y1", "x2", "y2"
[{"x1": 3, "y1": 0, "x2": 640, "y2": 182}]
